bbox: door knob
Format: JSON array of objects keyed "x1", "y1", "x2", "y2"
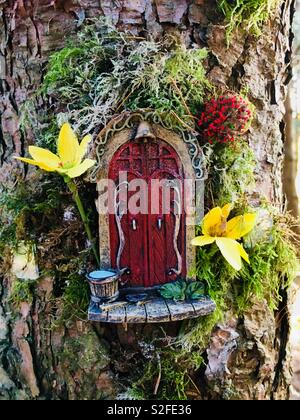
[
  {"x1": 157, "y1": 218, "x2": 163, "y2": 230},
  {"x1": 132, "y1": 219, "x2": 137, "y2": 231}
]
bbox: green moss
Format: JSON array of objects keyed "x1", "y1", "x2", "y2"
[
  {"x1": 218, "y1": 0, "x2": 280, "y2": 41},
  {"x1": 237, "y1": 214, "x2": 298, "y2": 312},
  {"x1": 58, "y1": 330, "x2": 111, "y2": 400},
  {"x1": 193, "y1": 208, "x2": 298, "y2": 316},
  {"x1": 20, "y1": 102, "x2": 59, "y2": 154},
  {"x1": 9, "y1": 279, "x2": 36, "y2": 306},
  {"x1": 55, "y1": 269, "x2": 90, "y2": 326},
  {"x1": 24, "y1": 18, "x2": 211, "y2": 149},
  {"x1": 0, "y1": 175, "x2": 97, "y2": 321},
  {"x1": 130, "y1": 206, "x2": 298, "y2": 400},
  {"x1": 8, "y1": 14, "x2": 297, "y2": 402},
  {"x1": 158, "y1": 354, "x2": 195, "y2": 400},
  {"x1": 205, "y1": 140, "x2": 256, "y2": 206},
  {"x1": 60, "y1": 331, "x2": 110, "y2": 372},
  {"x1": 118, "y1": 388, "x2": 145, "y2": 400},
  {"x1": 0, "y1": 174, "x2": 66, "y2": 246},
  {"x1": 41, "y1": 47, "x2": 91, "y2": 95},
  {"x1": 127, "y1": 47, "x2": 211, "y2": 126},
  {"x1": 130, "y1": 346, "x2": 204, "y2": 400}
]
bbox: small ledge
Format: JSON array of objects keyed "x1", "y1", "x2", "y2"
[{"x1": 88, "y1": 296, "x2": 216, "y2": 324}]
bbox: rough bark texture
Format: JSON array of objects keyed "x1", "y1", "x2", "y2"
[
  {"x1": 291, "y1": 278, "x2": 300, "y2": 400},
  {"x1": 0, "y1": 0, "x2": 295, "y2": 400},
  {"x1": 283, "y1": 93, "x2": 299, "y2": 220},
  {"x1": 283, "y1": 0, "x2": 299, "y2": 223}
]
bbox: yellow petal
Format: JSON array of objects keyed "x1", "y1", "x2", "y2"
[
  {"x1": 29, "y1": 146, "x2": 60, "y2": 169},
  {"x1": 56, "y1": 167, "x2": 69, "y2": 175},
  {"x1": 202, "y1": 207, "x2": 222, "y2": 236},
  {"x1": 222, "y1": 203, "x2": 233, "y2": 219},
  {"x1": 14, "y1": 157, "x2": 56, "y2": 172},
  {"x1": 15, "y1": 156, "x2": 38, "y2": 165},
  {"x1": 66, "y1": 159, "x2": 96, "y2": 178},
  {"x1": 77, "y1": 135, "x2": 92, "y2": 163},
  {"x1": 237, "y1": 243, "x2": 250, "y2": 264},
  {"x1": 191, "y1": 236, "x2": 216, "y2": 246},
  {"x1": 216, "y1": 238, "x2": 242, "y2": 270},
  {"x1": 226, "y1": 214, "x2": 256, "y2": 239},
  {"x1": 57, "y1": 123, "x2": 80, "y2": 166}
]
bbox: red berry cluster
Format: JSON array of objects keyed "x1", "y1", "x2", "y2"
[{"x1": 198, "y1": 95, "x2": 253, "y2": 145}]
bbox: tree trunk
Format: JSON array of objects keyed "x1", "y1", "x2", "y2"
[
  {"x1": 283, "y1": 92, "x2": 299, "y2": 220},
  {"x1": 0, "y1": 0, "x2": 295, "y2": 400},
  {"x1": 283, "y1": 0, "x2": 300, "y2": 223}
]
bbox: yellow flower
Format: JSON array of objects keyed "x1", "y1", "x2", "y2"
[
  {"x1": 15, "y1": 123, "x2": 96, "y2": 179},
  {"x1": 192, "y1": 204, "x2": 256, "y2": 270}
]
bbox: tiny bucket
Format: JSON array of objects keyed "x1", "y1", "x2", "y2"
[{"x1": 87, "y1": 270, "x2": 120, "y2": 303}]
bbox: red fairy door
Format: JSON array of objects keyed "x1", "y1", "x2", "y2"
[{"x1": 109, "y1": 138, "x2": 186, "y2": 288}]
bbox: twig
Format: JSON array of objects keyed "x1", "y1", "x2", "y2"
[
  {"x1": 154, "y1": 354, "x2": 162, "y2": 396},
  {"x1": 115, "y1": 82, "x2": 142, "y2": 113},
  {"x1": 170, "y1": 78, "x2": 194, "y2": 118},
  {"x1": 100, "y1": 301, "x2": 128, "y2": 312},
  {"x1": 187, "y1": 374, "x2": 201, "y2": 396},
  {"x1": 123, "y1": 35, "x2": 146, "y2": 41},
  {"x1": 137, "y1": 299, "x2": 152, "y2": 306},
  {"x1": 169, "y1": 110, "x2": 197, "y2": 133}
]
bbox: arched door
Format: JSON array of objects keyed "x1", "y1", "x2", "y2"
[{"x1": 109, "y1": 138, "x2": 186, "y2": 288}]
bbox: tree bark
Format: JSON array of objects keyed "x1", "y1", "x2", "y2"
[
  {"x1": 283, "y1": 92, "x2": 299, "y2": 220},
  {"x1": 0, "y1": 0, "x2": 295, "y2": 400},
  {"x1": 283, "y1": 0, "x2": 299, "y2": 222}
]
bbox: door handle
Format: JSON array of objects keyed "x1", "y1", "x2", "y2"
[
  {"x1": 157, "y1": 218, "x2": 163, "y2": 230},
  {"x1": 132, "y1": 219, "x2": 137, "y2": 231}
]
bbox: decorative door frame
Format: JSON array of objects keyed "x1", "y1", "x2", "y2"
[
  {"x1": 89, "y1": 112, "x2": 206, "y2": 278},
  {"x1": 108, "y1": 138, "x2": 187, "y2": 287}
]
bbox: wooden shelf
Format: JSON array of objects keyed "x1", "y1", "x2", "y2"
[{"x1": 88, "y1": 296, "x2": 216, "y2": 324}]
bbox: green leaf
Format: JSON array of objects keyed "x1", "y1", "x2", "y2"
[
  {"x1": 159, "y1": 279, "x2": 186, "y2": 301},
  {"x1": 185, "y1": 281, "x2": 205, "y2": 301},
  {"x1": 159, "y1": 279, "x2": 205, "y2": 301}
]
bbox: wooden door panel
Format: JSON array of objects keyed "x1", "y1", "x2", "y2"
[
  {"x1": 109, "y1": 171, "x2": 149, "y2": 287},
  {"x1": 109, "y1": 142, "x2": 148, "y2": 286},
  {"x1": 124, "y1": 213, "x2": 148, "y2": 286},
  {"x1": 109, "y1": 138, "x2": 186, "y2": 288},
  {"x1": 165, "y1": 213, "x2": 180, "y2": 282},
  {"x1": 148, "y1": 215, "x2": 166, "y2": 286},
  {"x1": 148, "y1": 176, "x2": 185, "y2": 286}
]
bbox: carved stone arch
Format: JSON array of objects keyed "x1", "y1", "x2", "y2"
[{"x1": 90, "y1": 114, "x2": 205, "y2": 280}]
